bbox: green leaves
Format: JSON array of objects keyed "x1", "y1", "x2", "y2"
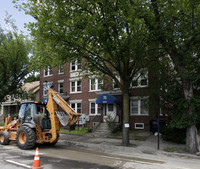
[{"x1": 0, "y1": 27, "x2": 30, "y2": 102}]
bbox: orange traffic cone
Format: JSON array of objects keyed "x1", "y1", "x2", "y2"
[{"x1": 31, "y1": 147, "x2": 43, "y2": 169}]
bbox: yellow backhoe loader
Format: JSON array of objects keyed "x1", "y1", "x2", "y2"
[{"x1": 0, "y1": 88, "x2": 81, "y2": 149}]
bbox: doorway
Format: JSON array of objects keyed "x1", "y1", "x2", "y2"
[{"x1": 103, "y1": 103, "x2": 117, "y2": 122}]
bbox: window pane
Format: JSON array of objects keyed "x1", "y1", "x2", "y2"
[
  {"x1": 49, "y1": 67, "x2": 52, "y2": 75},
  {"x1": 59, "y1": 82, "x2": 63, "y2": 93},
  {"x1": 141, "y1": 79, "x2": 148, "y2": 86},
  {"x1": 77, "y1": 62, "x2": 82, "y2": 70},
  {"x1": 132, "y1": 80, "x2": 138, "y2": 87},
  {"x1": 71, "y1": 103, "x2": 75, "y2": 109},
  {"x1": 71, "y1": 61, "x2": 76, "y2": 71},
  {"x1": 90, "y1": 103, "x2": 95, "y2": 114},
  {"x1": 77, "y1": 81, "x2": 81, "y2": 92},
  {"x1": 130, "y1": 100, "x2": 138, "y2": 115},
  {"x1": 108, "y1": 104, "x2": 113, "y2": 111},
  {"x1": 141, "y1": 99, "x2": 148, "y2": 114},
  {"x1": 90, "y1": 79, "x2": 95, "y2": 90},
  {"x1": 98, "y1": 79, "x2": 103, "y2": 90},
  {"x1": 59, "y1": 65, "x2": 64, "y2": 73},
  {"x1": 77, "y1": 103, "x2": 82, "y2": 114},
  {"x1": 98, "y1": 104, "x2": 101, "y2": 114},
  {"x1": 71, "y1": 81, "x2": 75, "y2": 92},
  {"x1": 44, "y1": 69, "x2": 48, "y2": 76}
]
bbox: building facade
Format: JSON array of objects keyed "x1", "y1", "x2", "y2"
[
  {"x1": 1, "y1": 81, "x2": 40, "y2": 119},
  {"x1": 40, "y1": 61, "x2": 163, "y2": 131}
]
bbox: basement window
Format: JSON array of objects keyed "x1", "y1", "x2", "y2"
[{"x1": 134, "y1": 123, "x2": 144, "y2": 130}]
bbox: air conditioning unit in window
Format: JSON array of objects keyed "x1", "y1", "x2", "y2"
[{"x1": 134, "y1": 123, "x2": 144, "y2": 130}]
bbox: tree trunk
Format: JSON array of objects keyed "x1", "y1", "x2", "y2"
[
  {"x1": 183, "y1": 80, "x2": 197, "y2": 153},
  {"x1": 186, "y1": 125, "x2": 197, "y2": 153},
  {"x1": 122, "y1": 90, "x2": 130, "y2": 146}
]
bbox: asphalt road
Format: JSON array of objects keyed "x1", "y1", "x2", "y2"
[
  {"x1": 0, "y1": 144, "x2": 116, "y2": 169},
  {"x1": 0, "y1": 139, "x2": 164, "y2": 169}
]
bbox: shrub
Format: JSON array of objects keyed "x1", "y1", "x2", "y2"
[
  {"x1": 162, "y1": 126, "x2": 186, "y2": 144},
  {"x1": 106, "y1": 115, "x2": 121, "y2": 133}
]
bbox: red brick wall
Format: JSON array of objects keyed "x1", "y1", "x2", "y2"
[{"x1": 40, "y1": 63, "x2": 162, "y2": 131}]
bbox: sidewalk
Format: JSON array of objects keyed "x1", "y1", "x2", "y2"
[{"x1": 60, "y1": 131, "x2": 199, "y2": 159}]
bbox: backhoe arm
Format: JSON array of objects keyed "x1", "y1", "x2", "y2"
[{"x1": 46, "y1": 88, "x2": 81, "y2": 126}]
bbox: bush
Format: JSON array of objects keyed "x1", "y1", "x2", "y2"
[
  {"x1": 106, "y1": 115, "x2": 121, "y2": 133},
  {"x1": 162, "y1": 126, "x2": 186, "y2": 144}
]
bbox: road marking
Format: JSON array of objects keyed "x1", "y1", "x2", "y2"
[{"x1": 6, "y1": 159, "x2": 30, "y2": 168}]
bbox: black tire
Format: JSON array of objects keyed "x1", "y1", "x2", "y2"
[
  {"x1": 0, "y1": 131, "x2": 10, "y2": 145},
  {"x1": 16, "y1": 126, "x2": 36, "y2": 149}
]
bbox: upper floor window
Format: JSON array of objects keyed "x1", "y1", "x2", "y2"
[
  {"x1": 113, "y1": 76, "x2": 120, "y2": 89},
  {"x1": 58, "y1": 65, "x2": 64, "y2": 74},
  {"x1": 70, "y1": 59, "x2": 82, "y2": 71},
  {"x1": 44, "y1": 66, "x2": 53, "y2": 77},
  {"x1": 130, "y1": 97, "x2": 149, "y2": 116},
  {"x1": 43, "y1": 82, "x2": 53, "y2": 96},
  {"x1": 132, "y1": 69, "x2": 148, "y2": 88},
  {"x1": 70, "y1": 80, "x2": 82, "y2": 93},
  {"x1": 90, "y1": 78, "x2": 103, "y2": 91},
  {"x1": 58, "y1": 80, "x2": 64, "y2": 93},
  {"x1": 90, "y1": 101, "x2": 101, "y2": 115}
]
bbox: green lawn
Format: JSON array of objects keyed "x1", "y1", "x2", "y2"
[
  {"x1": 60, "y1": 127, "x2": 92, "y2": 135},
  {"x1": 0, "y1": 122, "x2": 4, "y2": 126}
]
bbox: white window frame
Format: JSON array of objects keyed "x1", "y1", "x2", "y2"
[
  {"x1": 70, "y1": 100, "x2": 82, "y2": 114},
  {"x1": 130, "y1": 96, "x2": 149, "y2": 116},
  {"x1": 132, "y1": 69, "x2": 148, "y2": 88},
  {"x1": 58, "y1": 65, "x2": 64, "y2": 74},
  {"x1": 89, "y1": 78, "x2": 103, "y2": 91},
  {"x1": 113, "y1": 76, "x2": 120, "y2": 89},
  {"x1": 43, "y1": 81, "x2": 53, "y2": 96},
  {"x1": 58, "y1": 80, "x2": 64, "y2": 94},
  {"x1": 70, "y1": 79, "x2": 82, "y2": 93},
  {"x1": 70, "y1": 59, "x2": 82, "y2": 72},
  {"x1": 134, "y1": 123, "x2": 144, "y2": 129},
  {"x1": 89, "y1": 99, "x2": 101, "y2": 116},
  {"x1": 44, "y1": 66, "x2": 53, "y2": 77}
]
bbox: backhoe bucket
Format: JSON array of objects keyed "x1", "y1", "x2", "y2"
[{"x1": 56, "y1": 112, "x2": 69, "y2": 126}]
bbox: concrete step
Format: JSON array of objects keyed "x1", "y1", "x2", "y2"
[{"x1": 93, "y1": 123, "x2": 111, "y2": 135}]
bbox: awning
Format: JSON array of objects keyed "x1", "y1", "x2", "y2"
[
  {"x1": 42, "y1": 98, "x2": 48, "y2": 103},
  {"x1": 96, "y1": 94, "x2": 120, "y2": 104}
]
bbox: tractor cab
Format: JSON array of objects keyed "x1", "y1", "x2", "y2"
[{"x1": 18, "y1": 101, "x2": 51, "y2": 129}]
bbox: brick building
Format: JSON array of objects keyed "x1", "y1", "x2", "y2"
[{"x1": 40, "y1": 60, "x2": 162, "y2": 131}]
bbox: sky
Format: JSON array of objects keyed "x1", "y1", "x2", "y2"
[{"x1": 0, "y1": 0, "x2": 35, "y2": 35}]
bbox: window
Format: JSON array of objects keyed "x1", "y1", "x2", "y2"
[
  {"x1": 70, "y1": 59, "x2": 82, "y2": 71},
  {"x1": 70, "y1": 80, "x2": 82, "y2": 93},
  {"x1": 130, "y1": 97, "x2": 149, "y2": 115},
  {"x1": 113, "y1": 76, "x2": 120, "y2": 89},
  {"x1": 58, "y1": 80, "x2": 64, "y2": 93},
  {"x1": 89, "y1": 78, "x2": 103, "y2": 91},
  {"x1": 70, "y1": 102, "x2": 82, "y2": 114},
  {"x1": 108, "y1": 104, "x2": 114, "y2": 111},
  {"x1": 59, "y1": 65, "x2": 64, "y2": 74},
  {"x1": 44, "y1": 66, "x2": 53, "y2": 77},
  {"x1": 132, "y1": 69, "x2": 148, "y2": 88},
  {"x1": 90, "y1": 101, "x2": 101, "y2": 115},
  {"x1": 43, "y1": 82, "x2": 53, "y2": 96}
]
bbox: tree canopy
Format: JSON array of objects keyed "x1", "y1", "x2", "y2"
[
  {"x1": 136, "y1": 0, "x2": 200, "y2": 153},
  {"x1": 19, "y1": 0, "x2": 151, "y2": 146},
  {"x1": 0, "y1": 27, "x2": 31, "y2": 102},
  {"x1": 18, "y1": 0, "x2": 200, "y2": 152}
]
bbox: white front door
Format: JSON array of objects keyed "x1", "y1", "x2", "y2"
[{"x1": 103, "y1": 103, "x2": 116, "y2": 122}]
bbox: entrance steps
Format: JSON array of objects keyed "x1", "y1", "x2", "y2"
[{"x1": 89, "y1": 123, "x2": 111, "y2": 137}]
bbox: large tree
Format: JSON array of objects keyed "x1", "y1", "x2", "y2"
[
  {"x1": 136, "y1": 0, "x2": 200, "y2": 153},
  {"x1": 0, "y1": 27, "x2": 31, "y2": 102},
  {"x1": 19, "y1": 0, "x2": 150, "y2": 146}
]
